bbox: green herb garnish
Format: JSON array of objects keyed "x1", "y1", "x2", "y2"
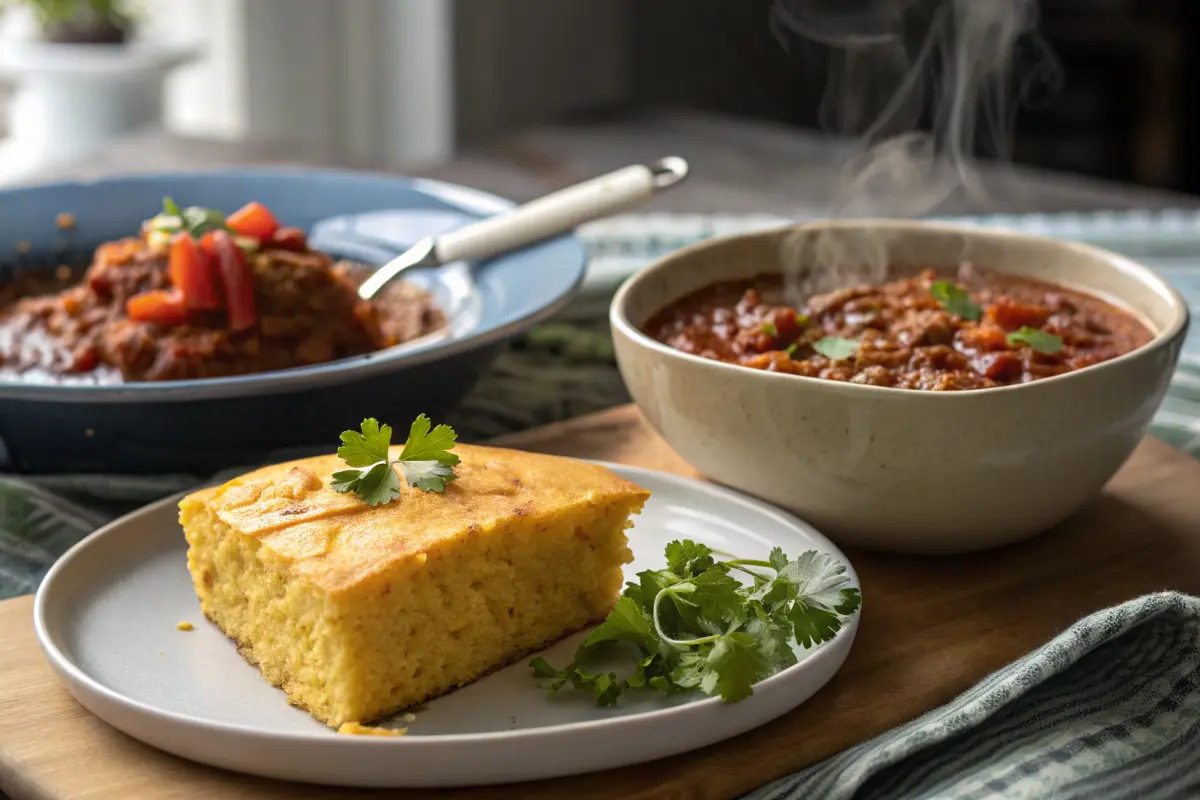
[
  {"x1": 531, "y1": 540, "x2": 860, "y2": 705},
  {"x1": 784, "y1": 343, "x2": 798, "y2": 357},
  {"x1": 157, "y1": 197, "x2": 230, "y2": 238},
  {"x1": 761, "y1": 322, "x2": 778, "y2": 337},
  {"x1": 330, "y1": 415, "x2": 460, "y2": 505},
  {"x1": 1006, "y1": 327, "x2": 1063, "y2": 355},
  {"x1": 813, "y1": 336, "x2": 858, "y2": 361},
  {"x1": 796, "y1": 312, "x2": 810, "y2": 326},
  {"x1": 930, "y1": 280, "x2": 983, "y2": 321}
]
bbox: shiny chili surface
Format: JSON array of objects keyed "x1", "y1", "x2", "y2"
[
  {"x1": 643, "y1": 268, "x2": 1154, "y2": 391},
  {"x1": 0, "y1": 238, "x2": 445, "y2": 384}
]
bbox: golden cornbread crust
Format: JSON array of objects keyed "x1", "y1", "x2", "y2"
[{"x1": 181, "y1": 444, "x2": 649, "y2": 728}]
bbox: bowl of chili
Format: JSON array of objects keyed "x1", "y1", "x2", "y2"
[
  {"x1": 0, "y1": 169, "x2": 587, "y2": 474},
  {"x1": 610, "y1": 220, "x2": 1188, "y2": 553}
]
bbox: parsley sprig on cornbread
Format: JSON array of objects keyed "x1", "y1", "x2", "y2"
[
  {"x1": 330, "y1": 415, "x2": 460, "y2": 505},
  {"x1": 531, "y1": 539, "x2": 860, "y2": 704}
]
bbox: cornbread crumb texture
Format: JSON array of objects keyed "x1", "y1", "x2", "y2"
[
  {"x1": 180, "y1": 443, "x2": 649, "y2": 728},
  {"x1": 337, "y1": 722, "x2": 406, "y2": 737},
  {"x1": 176, "y1": 621, "x2": 194, "y2": 631}
]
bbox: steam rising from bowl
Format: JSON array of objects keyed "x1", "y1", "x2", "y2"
[{"x1": 769, "y1": 0, "x2": 1061, "y2": 306}]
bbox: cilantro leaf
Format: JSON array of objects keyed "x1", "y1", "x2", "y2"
[
  {"x1": 744, "y1": 612, "x2": 799, "y2": 672},
  {"x1": 790, "y1": 602, "x2": 845, "y2": 648},
  {"x1": 330, "y1": 415, "x2": 460, "y2": 504},
  {"x1": 626, "y1": 653, "x2": 676, "y2": 692},
  {"x1": 768, "y1": 547, "x2": 789, "y2": 571},
  {"x1": 399, "y1": 461, "x2": 457, "y2": 493},
  {"x1": 1006, "y1": 326, "x2": 1063, "y2": 355},
  {"x1": 784, "y1": 343, "x2": 798, "y2": 357},
  {"x1": 701, "y1": 632, "x2": 769, "y2": 703},
  {"x1": 330, "y1": 461, "x2": 401, "y2": 507},
  {"x1": 398, "y1": 414, "x2": 461, "y2": 467},
  {"x1": 581, "y1": 596, "x2": 659, "y2": 653},
  {"x1": 761, "y1": 322, "x2": 778, "y2": 337},
  {"x1": 813, "y1": 336, "x2": 858, "y2": 361},
  {"x1": 182, "y1": 206, "x2": 228, "y2": 237},
  {"x1": 158, "y1": 197, "x2": 230, "y2": 238},
  {"x1": 684, "y1": 568, "x2": 746, "y2": 628},
  {"x1": 777, "y1": 551, "x2": 857, "y2": 612},
  {"x1": 930, "y1": 280, "x2": 983, "y2": 321},
  {"x1": 337, "y1": 417, "x2": 392, "y2": 467},
  {"x1": 529, "y1": 658, "x2": 623, "y2": 706},
  {"x1": 665, "y1": 539, "x2": 715, "y2": 578}
]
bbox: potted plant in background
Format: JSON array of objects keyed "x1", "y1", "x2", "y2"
[{"x1": 0, "y1": 0, "x2": 200, "y2": 183}]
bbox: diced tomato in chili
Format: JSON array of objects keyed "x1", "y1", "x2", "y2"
[
  {"x1": 208, "y1": 229, "x2": 258, "y2": 331},
  {"x1": 226, "y1": 201, "x2": 281, "y2": 240},
  {"x1": 127, "y1": 289, "x2": 189, "y2": 326},
  {"x1": 265, "y1": 226, "x2": 308, "y2": 252},
  {"x1": 985, "y1": 297, "x2": 1052, "y2": 332},
  {"x1": 168, "y1": 233, "x2": 222, "y2": 310},
  {"x1": 971, "y1": 351, "x2": 1023, "y2": 381},
  {"x1": 957, "y1": 324, "x2": 1010, "y2": 352}
]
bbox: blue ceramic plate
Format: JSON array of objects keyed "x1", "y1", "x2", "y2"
[{"x1": 0, "y1": 169, "x2": 587, "y2": 473}]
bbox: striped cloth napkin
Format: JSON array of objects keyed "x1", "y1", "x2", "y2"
[
  {"x1": 747, "y1": 592, "x2": 1200, "y2": 800},
  {"x1": 2, "y1": 210, "x2": 1200, "y2": 800}
]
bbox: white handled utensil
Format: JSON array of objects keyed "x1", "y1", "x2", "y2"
[{"x1": 357, "y1": 156, "x2": 689, "y2": 300}]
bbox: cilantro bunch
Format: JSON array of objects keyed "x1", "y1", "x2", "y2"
[{"x1": 531, "y1": 540, "x2": 861, "y2": 705}]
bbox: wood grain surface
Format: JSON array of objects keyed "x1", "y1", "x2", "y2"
[{"x1": 2, "y1": 404, "x2": 1200, "y2": 800}]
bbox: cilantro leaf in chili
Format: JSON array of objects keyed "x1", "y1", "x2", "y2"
[
  {"x1": 1007, "y1": 326, "x2": 1063, "y2": 355},
  {"x1": 813, "y1": 336, "x2": 858, "y2": 361},
  {"x1": 760, "y1": 322, "x2": 778, "y2": 337},
  {"x1": 330, "y1": 415, "x2": 460, "y2": 504},
  {"x1": 930, "y1": 280, "x2": 983, "y2": 321},
  {"x1": 156, "y1": 197, "x2": 230, "y2": 239},
  {"x1": 182, "y1": 206, "x2": 229, "y2": 238},
  {"x1": 530, "y1": 540, "x2": 860, "y2": 705}
]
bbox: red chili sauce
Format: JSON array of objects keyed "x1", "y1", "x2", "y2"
[
  {"x1": 0, "y1": 204, "x2": 444, "y2": 384},
  {"x1": 643, "y1": 268, "x2": 1154, "y2": 391}
]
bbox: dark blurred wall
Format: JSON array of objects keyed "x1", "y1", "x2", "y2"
[{"x1": 628, "y1": 0, "x2": 1195, "y2": 192}]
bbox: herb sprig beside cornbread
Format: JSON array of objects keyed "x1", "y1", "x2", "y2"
[{"x1": 531, "y1": 540, "x2": 860, "y2": 704}]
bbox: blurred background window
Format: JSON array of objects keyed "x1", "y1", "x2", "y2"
[{"x1": 0, "y1": 0, "x2": 1196, "y2": 189}]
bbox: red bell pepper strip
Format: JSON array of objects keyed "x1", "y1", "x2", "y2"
[
  {"x1": 226, "y1": 201, "x2": 281, "y2": 240},
  {"x1": 168, "y1": 233, "x2": 222, "y2": 310},
  {"x1": 127, "y1": 289, "x2": 189, "y2": 326},
  {"x1": 208, "y1": 229, "x2": 258, "y2": 331}
]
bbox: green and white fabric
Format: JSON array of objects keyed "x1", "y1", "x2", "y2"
[{"x1": 745, "y1": 591, "x2": 1200, "y2": 800}]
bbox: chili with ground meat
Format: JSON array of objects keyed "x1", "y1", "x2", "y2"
[
  {"x1": 643, "y1": 267, "x2": 1153, "y2": 391},
  {"x1": 0, "y1": 201, "x2": 445, "y2": 384}
]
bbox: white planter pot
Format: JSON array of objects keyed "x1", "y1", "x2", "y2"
[{"x1": 0, "y1": 39, "x2": 201, "y2": 183}]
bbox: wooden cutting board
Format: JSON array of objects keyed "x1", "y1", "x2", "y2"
[{"x1": 3, "y1": 404, "x2": 1200, "y2": 800}]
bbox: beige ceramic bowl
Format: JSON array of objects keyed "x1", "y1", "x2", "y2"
[{"x1": 610, "y1": 220, "x2": 1189, "y2": 553}]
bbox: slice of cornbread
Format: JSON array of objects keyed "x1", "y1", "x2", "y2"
[{"x1": 179, "y1": 444, "x2": 648, "y2": 728}]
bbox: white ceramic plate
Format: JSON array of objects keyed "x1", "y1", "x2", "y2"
[{"x1": 34, "y1": 463, "x2": 860, "y2": 789}]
